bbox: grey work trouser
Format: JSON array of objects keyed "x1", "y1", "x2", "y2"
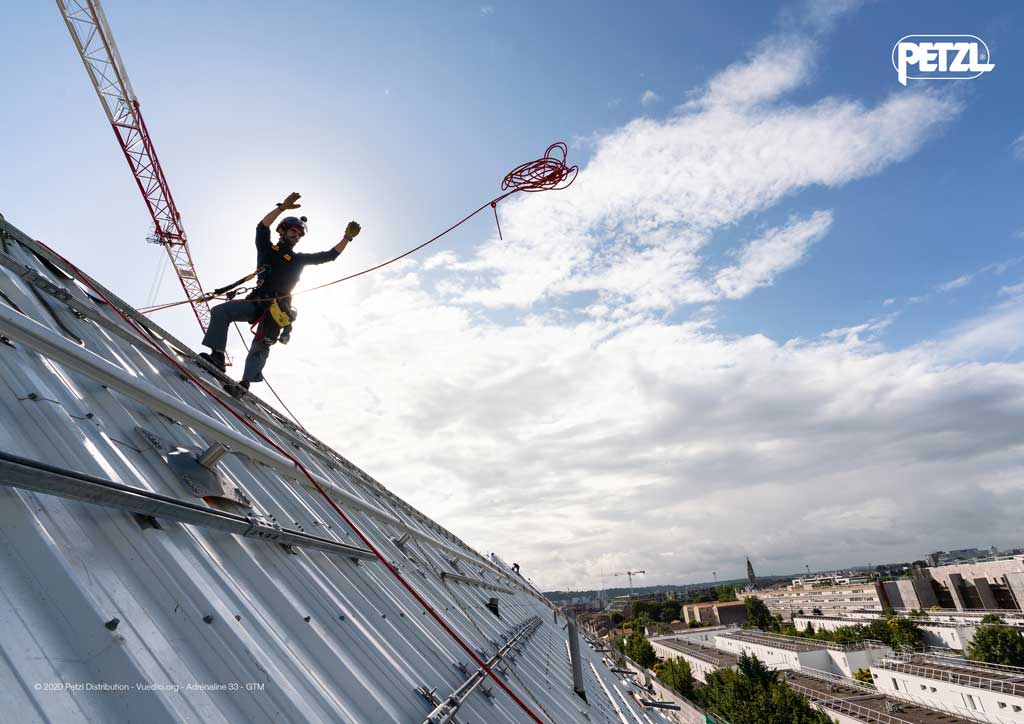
[{"x1": 201, "y1": 299, "x2": 272, "y2": 383}]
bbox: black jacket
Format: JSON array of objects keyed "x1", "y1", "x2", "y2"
[{"x1": 246, "y1": 224, "x2": 339, "y2": 303}]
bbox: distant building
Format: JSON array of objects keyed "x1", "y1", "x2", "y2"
[
  {"x1": 606, "y1": 591, "x2": 670, "y2": 614},
  {"x1": 681, "y1": 600, "x2": 747, "y2": 627},
  {"x1": 794, "y1": 613, "x2": 978, "y2": 650},
  {"x1": 746, "y1": 557, "x2": 758, "y2": 591},
  {"x1": 789, "y1": 573, "x2": 874, "y2": 588},
  {"x1": 714, "y1": 629, "x2": 892, "y2": 678},
  {"x1": 926, "y1": 548, "x2": 992, "y2": 567},
  {"x1": 606, "y1": 596, "x2": 631, "y2": 613},
  {"x1": 884, "y1": 555, "x2": 1024, "y2": 612},
  {"x1": 608, "y1": 627, "x2": 634, "y2": 647},
  {"x1": 739, "y1": 580, "x2": 887, "y2": 619},
  {"x1": 583, "y1": 613, "x2": 614, "y2": 637}
]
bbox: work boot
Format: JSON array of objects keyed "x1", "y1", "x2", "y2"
[
  {"x1": 198, "y1": 350, "x2": 226, "y2": 373},
  {"x1": 224, "y1": 380, "x2": 249, "y2": 399}
]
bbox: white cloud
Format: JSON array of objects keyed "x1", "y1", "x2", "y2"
[
  {"x1": 938, "y1": 274, "x2": 972, "y2": 292},
  {"x1": 942, "y1": 297, "x2": 1024, "y2": 359},
  {"x1": 716, "y1": 210, "x2": 833, "y2": 299},
  {"x1": 1012, "y1": 132, "x2": 1024, "y2": 160},
  {"x1": 276, "y1": 273, "x2": 1024, "y2": 590},
  {"x1": 701, "y1": 36, "x2": 815, "y2": 109},
  {"x1": 247, "y1": 12, "x2": 1008, "y2": 591},
  {"x1": 640, "y1": 90, "x2": 661, "y2": 107},
  {"x1": 935, "y1": 257, "x2": 1023, "y2": 293},
  {"x1": 423, "y1": 250, "x2": 458, "y2": 270}
]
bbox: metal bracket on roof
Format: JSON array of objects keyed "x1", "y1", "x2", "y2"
[
  {"x1": 241, "y1": 513, "x2": 279, "y2": 538},
  {"x1": 136, "y1": 426, "x2": 253, "y2": 507},
  {"x1": 19, "y1": 265, "x2": 74, "y2": 303},
  {"x1": 415, "y1": 686, "x2": 442, "y2": 707}
]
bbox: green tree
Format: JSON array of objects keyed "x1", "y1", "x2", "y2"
[
  {"x1": 653, "y1": 657, "x2": 696, "y2": 699},
  {"x1": 609, "y1": 612, "x2": 624, "y2": 625},
  {"x1": 853, "y1": 668, "x2": 875, "y2": 685},
  {"x1": 744, "y1": 596, "x2": 773, "y2": 630},
  {"x1": 697, "y1": 653, "x2": 832, "y2": 724},
  {"x1": 718, "y1": 584, "x2": 738, "y2": 602},
  {"x1": 981, "y1": 613, "x2": 1005, "y2": 625},
  {"x1": 737, "y1": 651, "x2": 777, "y2": 687},
  {"x1": 631, "y1": 600, "x2": 658, "y2": 620},
  {"x1": 659, "y1": 599, "x2": 682, "y2": 622},
  {"x1": 626, "y1": 630, "x2": 658, "y2": 668},
  {"x1": 968, "y1": 623, "x2": 1024, "y2": 667},
  {"x1": 885, "y1": 617, "x2": 925, "y2": 651},
  {"x1": 629, "y1": 612, "x2": 653, "y2": 633}
]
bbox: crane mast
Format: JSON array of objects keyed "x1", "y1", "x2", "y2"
[
  {"x1": 56, "y1": 0, "x2": 211, "y2": 331},
  {"x1": 607, "y1": 569, "x2": 646, "y2": 602}
]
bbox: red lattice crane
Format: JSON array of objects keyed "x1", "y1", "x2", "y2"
[{"x1": 56, "y1": 0, "x2": 211, "y2": 331}]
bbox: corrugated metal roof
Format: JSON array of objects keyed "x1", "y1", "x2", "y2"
[{"x1": 0, "y1": 216, "x2": 675, "y2": 723}]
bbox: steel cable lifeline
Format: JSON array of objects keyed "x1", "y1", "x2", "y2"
[
  {"x1": 32, "y1": 241, "x2": 552, "y2": 724},
  {"x1": 138, "y1": 142, "x2": 578, "y2": 315}
]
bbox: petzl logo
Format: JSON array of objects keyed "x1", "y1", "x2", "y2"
[{"x1": 892, "y1": 35, "x2": 994, "y2": 86}]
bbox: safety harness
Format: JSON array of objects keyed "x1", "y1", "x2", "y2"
[{"x1": 246, "y1": 243, "x2": 299, "y2": 346}]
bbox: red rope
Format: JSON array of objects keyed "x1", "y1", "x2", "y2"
[
  {"x1": 138, "y1": 142, "x2": 578, "y2": 314},
  {"x1": 34, "y1": 240, "x2": 549, "y2": 724}
]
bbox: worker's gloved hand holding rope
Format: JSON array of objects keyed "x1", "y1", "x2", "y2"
[
  {"x1": 344, "y1": 221, "x2": 361, "y2": 241},
  {"x1": 277, "y1": 192, "x2": 302, "y2": 210}
]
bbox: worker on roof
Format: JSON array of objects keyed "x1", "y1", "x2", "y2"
[{"x1": 199, "y1": 192, "x2": 359, "y2": 393}]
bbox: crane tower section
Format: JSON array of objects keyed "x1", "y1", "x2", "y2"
[{"x1": 56, "y1": 0, "x2": 211, "y2": 330}]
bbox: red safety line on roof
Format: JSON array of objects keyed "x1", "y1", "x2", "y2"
[{"x1": 35, "y1": 239, "x2": 550, "y2": 724}]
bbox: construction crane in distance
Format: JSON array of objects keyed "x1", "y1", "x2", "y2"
[
  {"x1": 607, "y1": 570, "x2": 646, "y2": 602},
  {"x1": 56, "y1": 0, "x2": 212, "y2": 331}
]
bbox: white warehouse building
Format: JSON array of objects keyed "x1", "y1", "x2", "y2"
[
  {"x1": 649, "y1": 637, "x2": 738, "y2": 684},
  {"x1": 713, "y1": 630, "x2": 893, "y2": 678},
  {"x1": 872, "y1": 654, "x2": 1024, "y2": 722}
]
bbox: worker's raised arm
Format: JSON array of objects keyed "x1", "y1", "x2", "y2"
[
  {"x1": 260, "y1": 192, "x2": 301, "y2": 227},
  {"x1": 332, "y1": 221, "x2": 361, "y2": 253}
]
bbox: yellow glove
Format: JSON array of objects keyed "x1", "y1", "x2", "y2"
[
  {"x1": 279, "y1": 192, "x2": 302, "y2": 210},
  {"x1": 344, "y1": 221, "x2": 361, "y2": 240}
]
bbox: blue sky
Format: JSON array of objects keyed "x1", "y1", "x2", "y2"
[{"x1": 2, "y1": 1, "x2": 1023, "y2": 589}]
